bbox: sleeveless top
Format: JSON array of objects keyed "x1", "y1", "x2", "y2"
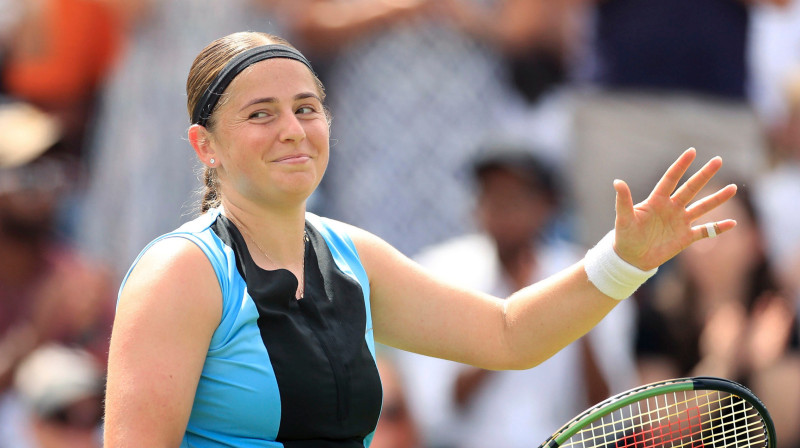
[{"x1": 119, "y1": 208, "x2": 383, "y2": 447}]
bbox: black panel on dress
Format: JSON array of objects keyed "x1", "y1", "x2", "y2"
[{"x1": 211, "y1": 216, "x2": 382, "y2": 447}]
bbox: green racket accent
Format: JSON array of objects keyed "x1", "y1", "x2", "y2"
[
  {"x1": 551, "y1": 381, "x2": 694, "y2": 445},
  {"x1": 538, "y1": 377, "x2": 776, "y2": 448}
]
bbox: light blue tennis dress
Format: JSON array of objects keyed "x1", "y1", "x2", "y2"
[{"x1": 120, "y1": 208, "x2": 383, "y2": 447}]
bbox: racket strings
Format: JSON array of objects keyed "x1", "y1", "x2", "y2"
[
  {"x1": 564, "y1": 391, "x2": 726, "y2": 442},
  {"x1": 598, "y1": 428, "x2": 768, "y2": 448},
  {"x1": 561, "y1": 391, "x2": 767, "y2": 448},
  {"x1": 555, "y1": 381, "x2": 690, "y2": 438},
  {"x1": 563, "y1": 416, "x2": 765, "y2": 448},
  {"x1": 562, "y1": 414, "x2": 765, "y2": 448},
  {"x1": 567, "y1": 408, "x2": 763, "y2": 448}
]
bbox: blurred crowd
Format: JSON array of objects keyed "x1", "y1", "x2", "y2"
[{"x1": 1, "y1": 0, "x2": 800, "y2": 447}]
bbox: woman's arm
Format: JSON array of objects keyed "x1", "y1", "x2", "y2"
[
  {"x1": 104, "y1": 238, "x2": 222, "y2": 447},
  {"x1": 360, "y1": 236, "x2": 615, "y2": 370},
  {"x1": 356, "y1": 149, "x2": 737, "y2": 370},
  {"x1": 96, "y1": 0, "x2": 157, "y2": 29},
  {"x1": 437, "y1": 0, "x2": 581, "y2": 55},
  {"x1": 282, "y1": 0, "x2": 434, "y2": 53}
]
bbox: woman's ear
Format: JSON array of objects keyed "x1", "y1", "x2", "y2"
[{"x1": 188, "y1": 124, "x2": 217, "y2": 167}]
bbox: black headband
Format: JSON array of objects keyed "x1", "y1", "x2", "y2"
[{"x1": 191, "y1": 44, "x2": 316, "y2": 127}]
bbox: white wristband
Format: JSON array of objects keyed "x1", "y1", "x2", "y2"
[{"x1": 584, "y1": 230, "x2": 658, "y2": 300}]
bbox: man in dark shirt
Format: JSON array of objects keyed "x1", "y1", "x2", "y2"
[{"x1": 570, "y1": 0, "x2": 788, "y2": 246}]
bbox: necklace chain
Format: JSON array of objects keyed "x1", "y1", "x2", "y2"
[{"x1": 225, "y1": 211, "x2": 307, "y2": 299}]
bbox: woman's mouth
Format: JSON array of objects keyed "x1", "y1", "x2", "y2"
[{"x1": 275, "y1": 154, "x2": 311, "y2": 164}]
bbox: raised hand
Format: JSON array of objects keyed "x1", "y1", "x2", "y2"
[{"x1": 612, "y1": 148, "x2": 738, "y2": 271}]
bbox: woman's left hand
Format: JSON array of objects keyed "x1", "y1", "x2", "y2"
[{"x1": 612, "y1": 147, "x2": 738, "y2": 271}]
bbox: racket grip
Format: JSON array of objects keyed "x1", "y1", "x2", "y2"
[{"x1": 584, "y1": 230, "x2": 657, "y2": 300}]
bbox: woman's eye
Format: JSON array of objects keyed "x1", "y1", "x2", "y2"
[
  {"x1": 249, "y1": 111, "x2": 270, "y2": 119},
  {"x1": 296, "y1": 106, "x2": 315, "y2": 115}
]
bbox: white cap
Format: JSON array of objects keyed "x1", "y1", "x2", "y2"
[
  {"x1": 13, "y1": 344, "x2": 103, "y2": 417},
  {"x1": 0, "y1": 101, "x2": 60, "y2": 168}
]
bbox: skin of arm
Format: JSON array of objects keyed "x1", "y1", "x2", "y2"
[
  {"x1": 438, "y1": 0, "x2": 582, "y2": 55},
  {"x1": 359, "y1": 149, "x2": 737, "y2": 371},
  {"x1": 284, "y1": 0, "x2": 433, "y2": 53},
  {"x1": 95, "y1": 0, "x2": 157, "y2": 29},
  {"x1": 285, "y1": 0, "x2": 574, "y2": 56},
  {"x1": 738, "y1": 0, "x2": 792, "y2": 7},
  {"x1": 588, "y1": 0, "x2": 790, "y2": 5},
  {"x1": 104, "y1": 237, "x2": 222, "y2": 447},
  {"x1": 358, "y1": 228, "x2": 617, "y2": 370}
]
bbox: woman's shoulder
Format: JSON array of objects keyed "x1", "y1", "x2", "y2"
[
  {"x1": 116, "y1": 233, "x2": 223, "y2": 328},
  {"x1": 142, "y1": 209, "x2": 224, "y2": 263},
  {"x1": 305, "y1": 212, "x2": 387, "y2": 255},
  {"x1": 120, "y1": 210, "x2": 227, "y2": 297},
  {"x1": 173, "y1": 209, "x2": 221, "y2": 233},
  {"x1": 123, "y1": 236, "x2": 220, "y2": 296}
]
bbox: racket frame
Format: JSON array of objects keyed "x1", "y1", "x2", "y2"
[{"x1": 540, "y1": 376, "x2": 776, "y2": 448}]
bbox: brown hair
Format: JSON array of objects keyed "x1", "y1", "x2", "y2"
[{"x1": 186, "y1": 31, "x2": 327, "y2": 213}]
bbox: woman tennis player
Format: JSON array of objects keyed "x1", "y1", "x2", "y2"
[{"x1": 104, "y1": 31, "x2": 738, "y2": 447}]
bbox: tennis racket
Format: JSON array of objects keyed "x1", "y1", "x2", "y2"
[{"x1": 538, "y1": 377, "x2": 776, "y2": 448}]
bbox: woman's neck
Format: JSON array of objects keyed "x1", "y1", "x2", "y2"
[{"x1": 219, "y1": 198, "x2": 307, "y2": 265}]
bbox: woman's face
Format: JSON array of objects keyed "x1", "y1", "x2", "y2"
[
  {"x1": 208, "y1": 58, "x2": 330, "y2": 207},
  {"x1": 475, "y1": 167, "x2": 551, "y2": 250}
]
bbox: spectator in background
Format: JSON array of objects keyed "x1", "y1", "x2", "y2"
[
  {"x1": 78, "y1": 0, "x2": 287, "y2": 279},
  {"x1": 568, "y1": 0, "x2": 791, "y2": 247},
  {"x1": 0, "y1": 101, "x2": 114, "y2": 444},
  {"x1": 392, "y1": 143, "x2": 637, "y2": 447},
  {"x1": 750, "y1": 71, "x2": 800, "y2": 446},
  {"x1": 283, "y1": 0, "x2": 553, "y2": 256},
  {"x1": 498, "y1": 0, "x2": 588, "y2": 167},
  {"x1": 0, "y1": 0, "x2": 122, "y2": 164},
  {"x1": 1, "y1": 344, "x2": 104, "y2": 448},
  {"x1": 754, "y1": 68, "x2": 800, "y2": 303},
  {"x1": 748, "y1": 0, "x2": 800, "y2": 130},
  {"x1": 635, "y1": 182, "x2": 800, "y2": 447}
]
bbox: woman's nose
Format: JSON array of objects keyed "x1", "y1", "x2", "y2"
[{"x1": 278, "y1": 112, "x2": 306, "y2": 143}]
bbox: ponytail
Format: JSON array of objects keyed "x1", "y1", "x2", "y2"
[{"x1": 200, "y1": 167, "x2": 221, "y2": 213}]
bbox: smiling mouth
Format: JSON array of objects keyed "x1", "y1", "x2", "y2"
[{"x1": 275, "y1": 154, "x2": 311, "y2": 163}]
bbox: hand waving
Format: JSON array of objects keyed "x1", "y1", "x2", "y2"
[{"x1": 612, "y1": 148, "x2": 738, "y2": 271}]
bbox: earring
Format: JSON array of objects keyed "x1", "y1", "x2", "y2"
[{"x1": 209, "y1": 158, "x2": 216, "y2": 165}]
